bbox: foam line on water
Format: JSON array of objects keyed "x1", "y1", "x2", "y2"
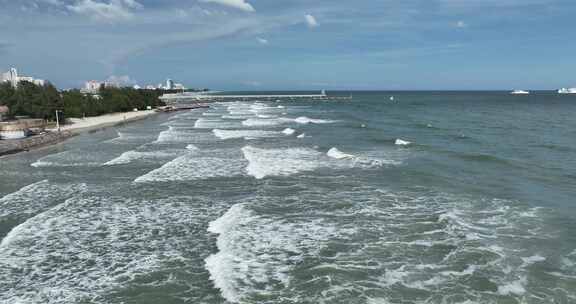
[
  {"x1": 134, "y1": 150, "x2": 246, "y2": 182},
  {"x1": 31, "y1": 150, "x2": 103, "y2": 168},
  {"x1": 212, "y1": 129, "x2": 281, "y2": 140},
  {"x1": 195, "y1": 118, "x2": 240, "y2": 129},
  {"x1": 326, "y1": 147, "x2": 402, "y2": 166},
  {"x1": 241, "y1": 146, "x2": 325, "y2": 179},
  {"x1": 205, "y1": 203, "x2": 344, "y2": 303},
  {"x1": 0, "y1": 196, "x2": 223, "y2": 303},
  {"x1": 0, "y1": 180, "x2": 87, "y2": 222},
  {"x1": 289, "y1": 187, "x2": 567, "y2": 303},
  {"x1": 102, "y1": 149, "x2": 184, "y2": 166},
  {"x1": 293, "y1": 116, "x2": 336, "y2": 124}
]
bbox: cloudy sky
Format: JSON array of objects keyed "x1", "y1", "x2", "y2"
[{"x1": 1, "y1": 0, "x2": 575, "y2": 90}]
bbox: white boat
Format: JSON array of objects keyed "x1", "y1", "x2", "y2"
[
  {"x1": 558, "y1": 88, "x2": 576, "y2": 94},
  {"x1": 510, "y1": 90, "x2": 530, "y2": 95}
]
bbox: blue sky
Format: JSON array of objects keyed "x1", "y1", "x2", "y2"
[{"x1": 1, "y1": 0, "x2": 575, "y2": 90}]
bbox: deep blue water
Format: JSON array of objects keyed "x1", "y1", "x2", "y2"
[{"x1": 0, "y1": 91, "x2": 575, "y2": 303}]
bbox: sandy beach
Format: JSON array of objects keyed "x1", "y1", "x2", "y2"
[
  {"x1": 50, "y1": 110, "x2": 158, "y2": 134},
  {"x1": 1, "y1": 110, "x2": 158, "y2": 156}
]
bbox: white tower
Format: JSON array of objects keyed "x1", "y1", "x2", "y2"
[
  {"x1": 166, "y1": 79, "x2": 174, "y2": 90},
  {"x1": 9, "y1": 68, "x2": 18, "y2": 87}
]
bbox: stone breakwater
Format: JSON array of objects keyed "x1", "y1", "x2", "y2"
[{"x1": 0, "y1": 131, "x2": 74, "y2": 156}]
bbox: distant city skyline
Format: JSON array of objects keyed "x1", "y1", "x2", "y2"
[{"x1": 1, "y1": 0, "x2": 575, "y2": 90}]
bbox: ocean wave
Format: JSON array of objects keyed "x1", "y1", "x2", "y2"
[
  {"x1": 0, "y1": 180, "x2": 87, "y2": 235},
  {"x1": 294, "y1": 116, "x2": 336, "y2": 124},
  {"x1": 212, "y1": 129, "x2": 280, "y2": 140},
  {"x1": 194, "y1": 118, "x2": 240, "y2": 129},
  {"x1": 395, "y1": 138, "x2": 412, "y2": 146},
  {"x1": 205, "y1": 203, "x2": 344, "y2": 303},
  {"x1": 241, "y1": 118, "x2": 289, "y2": 127},
  {"x1": 134, "y1": 150, "x2": 246, "y2": 182},
  {"x1": 102, "y1": 149, "x2": 183, "y2": 166},
  {"x1": 0, "y1": 196, "x2": 221, "y2": 303},
  {"x1": 31, "y1": 150, "x2": 104, "y2": 168},
  {"x1": 282, "y1": 128, "x2": 296, "y2": 135},
  {"x1": 241, "y1": 146, "x2": 324, "y2": 179},
  {"x1": 327, "y1": 147, "x2": 402, "y2": 167}
]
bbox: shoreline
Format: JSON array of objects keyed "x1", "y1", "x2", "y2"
[{"x1": 0, "y1": 110, "x2": 159, "y2": 157}]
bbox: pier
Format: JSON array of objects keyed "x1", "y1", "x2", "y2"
[{"x1": 159, "y1": 91, "x2": 351, "y2": 103}]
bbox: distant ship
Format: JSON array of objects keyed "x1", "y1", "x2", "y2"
[
  {"x1": 558, "y1": 88, "x2": 576, "y2": 94},
  {"x1": 510, "y1": 90, "x2": 530, "y2": 95}
]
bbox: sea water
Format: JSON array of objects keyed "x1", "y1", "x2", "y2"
[{"x1": 1, "y1": 91, "x2": 575, "y2": 304}]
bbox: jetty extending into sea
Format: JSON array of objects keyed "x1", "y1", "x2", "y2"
[{"x1": 159, "y1": 91, "x2": 351, "y2": 103}]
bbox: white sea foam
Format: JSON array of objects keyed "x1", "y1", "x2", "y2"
[
  {"x1": 294, "y1": 116, "x2": 335, "y2": 124},
  {"x1": 202, "y1": 112, "x2": 222, "y2": 117},
  {"x1": 242, "y1": 118, "x2": 288, "y2": 127},
  {"x1": 0, "y1": 180, "x2": 87, "y2": 221},
  {"x1": 205, "y1": 203, "x2": 342, "y2": 303},
  {"x1": 134, "y1": 151, "x2": 246, "y2": 182},
  {"x1": 153, "y1": 126, "x2": 193, "y2": 143},
  {"x1": 497, "y1": 278, "x2": 527, "y2": 296},
  {"x1": 222, "y1": 115, "x2": 251, "y2": 120},
  {"x1": 212, "y1": 129, "x2": 280, "y2": 140},
  {"x1": 227, "y1": 110, "x2": 253, "y2": 116},
  {"x1": 521, "y1": 255, "x2": 546, "y2": 265},
  {"x1": 282, "y1": 128, "x2": 296, "y2": 135},
  {"x1": 327, "y1": 147, "x2": 355, "y2": 159},
  {"x1": 31, "y1": 150, "x2": 103, "y2": 167},
  {"x1": 0, "y1": 196, "x2": 218, "y2": 303},
  {"x1": 102, "y1": 150, "x2": 182, "y2": 166},
  {"x1": 241, "y1": 146, "x2": 324, "y2": 179},
  {"x1": 195, "y1": 118, "x2": 239, "y2": 129},
  {"x1": 326, "y1": 147, "x2": 401, "y2": 167},
  {"x1": 257, "y1": 114, "x2": 277, "y2": 119},
  {"x1": 395, "y1": 138, "x2": 411, "y2": 146},
  {"x1": 103, "y1": 131, "x2": 144, "y2": 144}
]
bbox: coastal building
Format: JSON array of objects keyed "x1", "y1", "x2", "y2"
[
  {"x1": 166, "y1": 79, "x2": 174, "y2": 90},
  {"x1": 0, "y1": 67, "x2": 45, "y2": 88},
  {"x1": 81, "y1": 80, "x2": 103, "y2": 94},
  {"x1": 174, "y1": 83, "x2": 186, "y2": 90}
]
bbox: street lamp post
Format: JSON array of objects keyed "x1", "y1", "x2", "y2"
[{"x1": 55, "y1": 110, "x2": 62, "y2": 132}]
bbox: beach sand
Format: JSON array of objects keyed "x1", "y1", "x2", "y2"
[
  {"x1": 1, "y1": 110, "x2": 158, "y2": 156},
  {"x1": 50, "y1": 110, "x2": 158, "y2": 134}
]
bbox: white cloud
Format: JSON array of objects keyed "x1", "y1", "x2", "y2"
[
  {"x1": 40, "y1": 0, "x2": 64, "y2": 5},
  {"x1": 256, "y1": 37, "x2": 268, "y2": 45},
  {"x1": 200, "y1": 0, "x2": 255, "y2": 12},
  {"x1": 304, "y1": 14, "x2": 318, "y2": 28},
  {"x1": 67, "y1": 0, "x2": 142, "y2": 21},
  {"x1": 106, "y1": 75, "x2": 136, "y2": 86},
  {"x1": 455, "y1": 20, "x2": 467, "y2": 28}
]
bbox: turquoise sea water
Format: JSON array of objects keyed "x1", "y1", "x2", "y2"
[{"x1": 0, "y1": 91, "x2": 575, "y2": 303}]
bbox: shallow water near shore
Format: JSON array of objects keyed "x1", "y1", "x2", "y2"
[{"x1": 1, "y1": 91, "x2": 576, "y2": 304}]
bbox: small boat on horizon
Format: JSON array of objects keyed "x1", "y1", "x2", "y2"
[
  {"x1": 558, "y1": 88, "x2": 576, "y2": 94},
  {"x1": 510, "y1": 90, "x2": 530, "y2": 95}
]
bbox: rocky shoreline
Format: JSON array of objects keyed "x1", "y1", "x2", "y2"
[{"x1": 0, "y1": 131, "x2": 75, "y2": 157}]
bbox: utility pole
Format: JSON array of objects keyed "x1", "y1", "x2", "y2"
[{"x1": 55, "y1": 110, "x2": 61, "y2": 132}]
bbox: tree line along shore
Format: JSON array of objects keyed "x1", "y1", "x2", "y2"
[{"x1": 0, "y1": 81, "x2": 166, "y2": 122}]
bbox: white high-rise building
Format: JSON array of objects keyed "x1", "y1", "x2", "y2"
[
  {"x1": 1, "y1": 67, "x2": 45, "y2": 88},
  {"x1": 166, "y1": 79, "x2": 174, "y2": 90},
  {"x1": 81, "y1": 80, "x2": 103, "y2": 94},
  {"x1": 9, "y1": 68, "x2": 18, "y2": 87}
]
